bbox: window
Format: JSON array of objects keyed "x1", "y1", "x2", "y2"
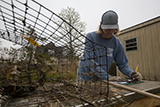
[{"x1": 125, "y1": 37, "x2": 138, "y2": 52}]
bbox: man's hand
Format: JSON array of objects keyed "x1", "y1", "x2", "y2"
[{"x1": 130, "y1": 72, "x2": 143, "y2": 81}]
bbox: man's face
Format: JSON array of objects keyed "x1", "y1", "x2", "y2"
[{"x1": 102, "y1": 29, "x2": 115, "y2": 39}]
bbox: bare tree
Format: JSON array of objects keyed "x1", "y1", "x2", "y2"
[
  {"x1": 59, "y1": 7, "x2": 86, "y2": 33},
  {"x1": 55, "y1": 7, "x2": 86, "y2": 62}
]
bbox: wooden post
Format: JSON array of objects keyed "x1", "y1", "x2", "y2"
[{"x1": 101, "y1": 80, "x2": 160, "y2": 100}]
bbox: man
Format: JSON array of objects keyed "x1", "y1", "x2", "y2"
[{"x1": 76, "y1": 10, "x2": 142, "y2": 82}]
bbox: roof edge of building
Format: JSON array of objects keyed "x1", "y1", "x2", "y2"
[{"x1": 118, "y1": 16, "x2": 160, "y2": 36}]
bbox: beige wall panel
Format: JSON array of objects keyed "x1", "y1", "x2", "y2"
[
  {"x1": 137, "y1": 28, "x2": 148, "y2": 80},
  {"x1": 149, "y1": 24, "x2": 158, "y2": 80},
  {"x1": 116, "y1": 19, "x2": 160, "y2": 81},
  {"x1": 134, "y1": 29, "x2": 144, "y2": 78},
  {"x1": 144, "y1": 25, "x2": 155, "y2": 80},
  {"x1": 154, "y1": 22, "x2": 160, "y2": 80}
]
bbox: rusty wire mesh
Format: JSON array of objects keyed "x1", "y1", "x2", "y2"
[{"x1": 0, "y1": 0, "x2": 135, "y2": 107}]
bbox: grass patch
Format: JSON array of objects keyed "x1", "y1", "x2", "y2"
[{"x1": 46, "y1": 72, "x2": 76, "y2": 81}]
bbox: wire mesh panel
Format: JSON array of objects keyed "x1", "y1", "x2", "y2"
[{"x1": 0, "y1": 0, "x2": 137, "y2": 107}]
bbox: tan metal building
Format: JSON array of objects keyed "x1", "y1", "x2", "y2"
[{"x1": 116, "y1": 16, "x2": 160, "y2": 81}]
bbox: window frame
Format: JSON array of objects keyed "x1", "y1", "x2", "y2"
[{"x1": 124, "y1": 37, "x2": 138, "y2": 52}]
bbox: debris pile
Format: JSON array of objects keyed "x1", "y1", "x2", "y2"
[{"x1": 0, "y1": 63, "x2": 45, "y2": 97}]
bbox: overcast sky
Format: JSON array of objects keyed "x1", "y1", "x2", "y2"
[
  {"x1": 1, "y1": 0, "x2": 160, "y2": 47},
  {"x1": 37, "y1": 0, "x2": 160, "y2": 32}
]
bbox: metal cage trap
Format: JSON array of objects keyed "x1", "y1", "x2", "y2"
[{"x1": 0, "y1": 0, "x2": 136, "y2": 107}]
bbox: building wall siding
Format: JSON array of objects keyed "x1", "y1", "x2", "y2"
[{"x1": 116, "y1": 17, "x2": 160, "y2": 81}]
